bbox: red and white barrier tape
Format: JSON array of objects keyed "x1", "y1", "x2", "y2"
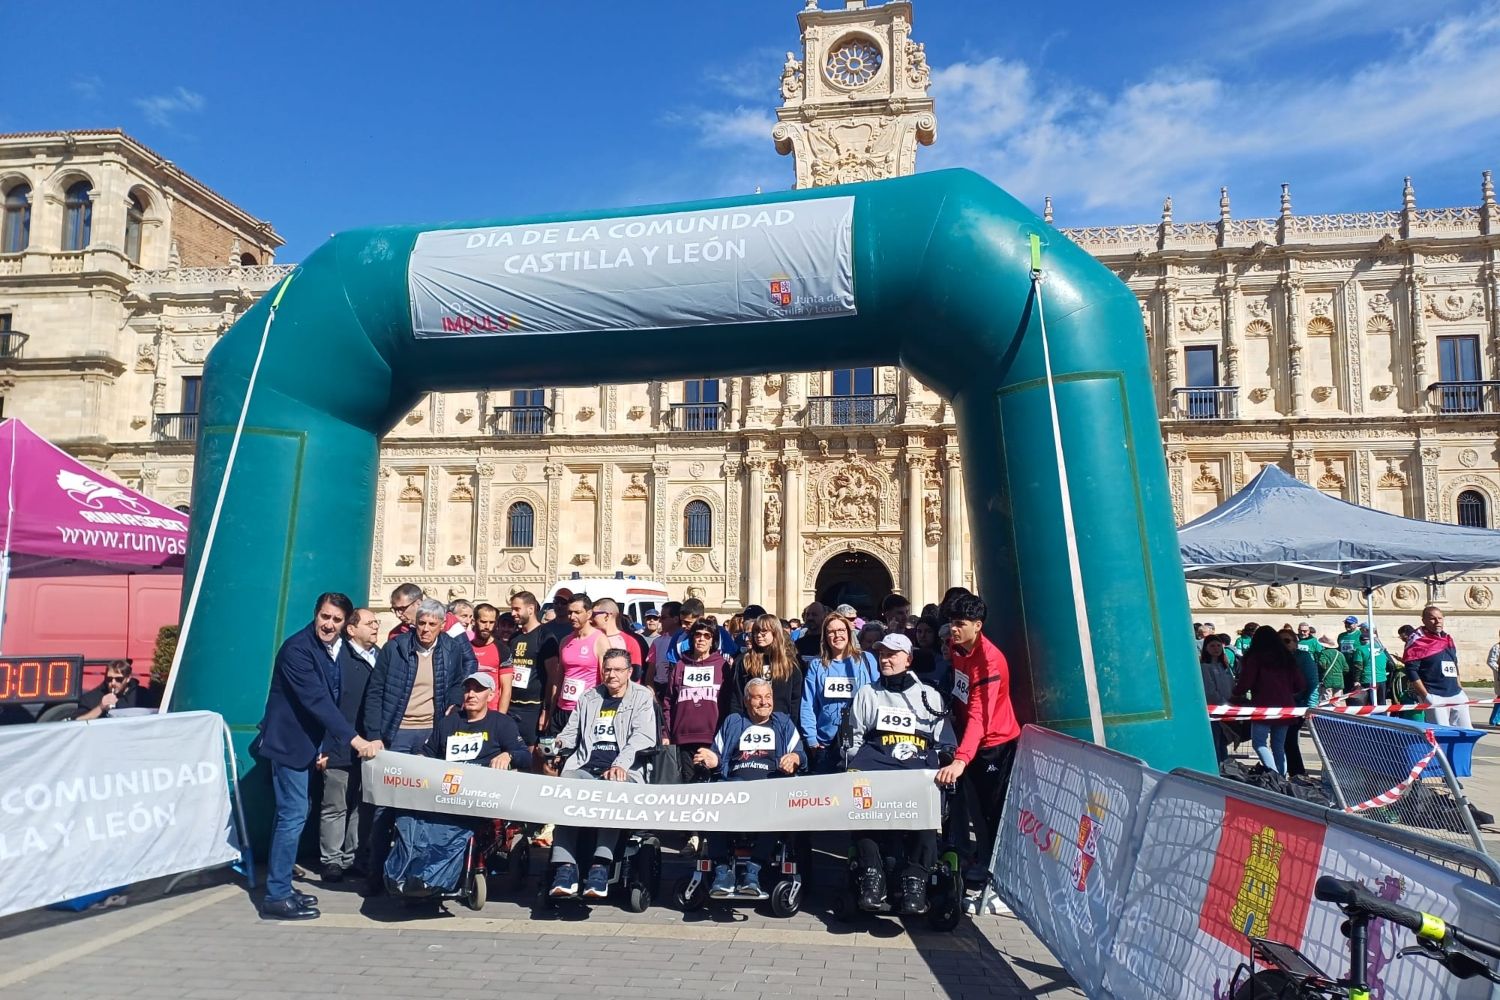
[
  {"x1": 1207, "y1": 695, "x2": 1500, "y2": 720},
  {"x1": 1345, "y1": 733, "x2": 1440, "y2": 814}
]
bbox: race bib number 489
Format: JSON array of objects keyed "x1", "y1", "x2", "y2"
[{"x1": 823, "y1": 676, "x2": 855, "y2": 700}]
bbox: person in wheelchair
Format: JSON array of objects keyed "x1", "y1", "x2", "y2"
[
  {"x1": 424, "y1": 672, "x2": 532, "y2": 770},
  {"x1": 691, "y1": 677, "x2": 806, "y2": 898},
  {"x1": 846, "y1": 633, "x2": 955, "y2": 914},
  {"x1": 547, "y1": 648, "x2": 658, "y2": 898}
]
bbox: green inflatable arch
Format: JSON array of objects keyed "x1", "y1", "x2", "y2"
[{"x1": 174, "y1": 169, "x2": 1215, "y2": 805}]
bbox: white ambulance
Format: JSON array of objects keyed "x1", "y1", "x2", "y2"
[{"x1": 543, "y1": 575, "x2": 669, "y2": 625}]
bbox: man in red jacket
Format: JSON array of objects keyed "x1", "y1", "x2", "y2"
[{"x1": 935, "y1": 594, "x2": 1020, "y2": 880}]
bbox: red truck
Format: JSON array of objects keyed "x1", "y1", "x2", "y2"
[{"x1": 0, "y1": 567, "x2": 182, "y2": 723}]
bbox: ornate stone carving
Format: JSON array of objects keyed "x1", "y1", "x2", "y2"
[
  {"x1": 1245, "y1": 299, "x2": 1270, "y2": 319},
  {"x1": 1231, "y1": 586, "x2": 1257, "y2": 608},
  {"x1": 1192, "y1": 464, "x2": 1221, "y2": 492},
  {"x1": 1326, "y1": 586, "x2": 1353, "y2": 608},
  {"x1": 687, "y1": 553, "x2": 706, "y2": 573},
  {"x1": 1265, "y1": 585, "x2": 1290, "y2": 608},
  {"x1": 1465, "y1": 584, "x2": 1493, "y2": 610},
  {"x1": 622, "y1": 473, "x2": 648, "y2": 499},
  {"x1": 571, "y1": 475, "x2": 596, "y2": 501},
  {"x1": 1459, "y1": 448, "x2": 1480, "y2": 469},
  {"x1": 923, "y1": 491, "x2": 941, "y2": 546},
  {"x1": 764, "y1": 491, "x2": 782, "y2": 549},
  {"x1": 511, "y1": 465, "x2": 527, "y2": 481},
  {"x1": 1198, "y1": 586, "x2": 1223, "y2": 607},
  {"x1": 1426, "y1": 290, "x2": 1485, "y2": 321},
  {"x1": 689, "y1": 461, "x2": 706, "y2": 479},
  {"x1": 398, "y1": 476, "x2": 423, "y2": 501},
  {"x1": 1179, "y1": 302, "x2": 1219, "y2": 333},
  {"x1": 448, "y1": 481, "x2": 474, "y2": 502},
  {"x1": 806, "y1": 454, "x2": 896, "y2": 530},
  {"x1": 1392, "y1": 583, "x2": 1421, "y2": 609},
  {"x1": 627, "y1": 405, "x2": 646, "y2": 421},
  {"x1": 1367, "y1": 292, "x2": 1392, "y2": 316},
  {"x1": 1378, "y1": 459, "x2": 1408, "y2": 487},
  {"x1": 1308, "y1": 296, "x2": 1333, "y2": 318}
]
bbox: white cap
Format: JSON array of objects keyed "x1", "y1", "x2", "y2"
[{"x1": 463, "y1": 671, "x2": 496, "y2": 690}]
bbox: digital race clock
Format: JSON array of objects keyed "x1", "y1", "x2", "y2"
[{"x1": 0, "y1": 656, "x2": 83, "y2": 704}]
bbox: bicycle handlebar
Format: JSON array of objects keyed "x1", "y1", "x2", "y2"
[{"x1": 1316, "y1": 876, "x2": 1500, "y2": 964}]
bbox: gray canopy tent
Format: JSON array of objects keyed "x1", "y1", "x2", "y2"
[{"x1": 1179, "y1": 464, "x2": 1500, "y2": 631}]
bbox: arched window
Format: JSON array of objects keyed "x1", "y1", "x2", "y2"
[
  {"x1": 124, "y1": 192, "x2": 145, "y2": 264},
  {"x1": 1457, "y1": 489, "x2": 1487, "y2": 528},
  {"x1": 1, "y1": 183, "x2": 30, "y2": 253},
  {"x1": 239, "y1": 252, "x2": 258, "y2": 266},
  {"x1": 506, "y1": 501, "x2": 535, "y2": 548},
  {"x1": 683, "y1": 500, "x2": 712, "y2": 549},
  {"x1": 62, "y1": 180, "x2": 92, "y2": 251}
]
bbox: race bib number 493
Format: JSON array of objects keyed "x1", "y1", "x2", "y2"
[{"x1": 875, "y1": 707, "x2": 916, "y2": 734}]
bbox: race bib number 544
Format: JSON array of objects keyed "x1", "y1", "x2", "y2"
[{"x1": 446, "y1": 733, "x2": 484, "y2": 762}]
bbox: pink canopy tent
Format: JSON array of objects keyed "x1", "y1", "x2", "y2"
[{"x1": 0, "y1": 419, "x2": 187, "y2": 650}]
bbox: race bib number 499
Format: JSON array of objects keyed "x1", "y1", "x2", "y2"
[{"x1": 446, "y1": 732, "x2": 484, "y2": 762}]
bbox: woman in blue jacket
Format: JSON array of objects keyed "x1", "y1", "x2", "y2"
[{"x1": 799, "y1": 612, "x2": 879, "y2": 772}]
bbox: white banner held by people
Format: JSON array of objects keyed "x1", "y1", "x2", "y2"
[
  {"x1": 363, "y1": 751, "x2": 940, "y2": 831},
  {"x1": 0, "y1": 710, "x2": 241, "y2": 917},
  {"x1": 408, "y1": 197, "x2": 856, "y2": 338}
]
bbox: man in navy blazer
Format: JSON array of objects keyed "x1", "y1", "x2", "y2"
[
  {"x1": 360, "y1": 596, "x2": 476, "y2": 894},
  {"x1": 255, "y1": 592, "x2": 377, "y2": 920}
]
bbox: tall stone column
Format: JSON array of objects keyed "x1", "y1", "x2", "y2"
[
  {"x1": 903, "y1": 452, "x2": 929, "y2": 597},
  {"x1": 1284, "y1": 274, "x2": 1307, "y2": 416},
  {"x1": 1409, "y1": 265, "x2": 1431, "y2": 412},
  {"x1": 941, "y1": 446, "x2": 963, "y2": 592},
  {"x1": 1160, "y1": 280, "x2": 1179, "y2": 416},
  {"x1": 742, "y1": 456, "x2": 764, "y2": 606},
  {"x1": 780, "y1": 456, "x2": 803, "y2": 613},
  {"x1": 1220, "y1": 275, "x2": 1242, "y2": 414}
]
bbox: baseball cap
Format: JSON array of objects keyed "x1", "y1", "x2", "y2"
[
  {"x1": 1343, "y1": 615, "x2": 1360, "y2": 626},
  {"x1": 462, "y1": 671, "x2": 496, "y2": 690},
  {"x1": 643, "y1": 610, "x2": 660, "y2": 620},
  {"x1": 743, "y1": 604, "x2": 767, "y2": 620},
  {"x1": 875, "y1": 633, "x2": 913, "y2": 654}
]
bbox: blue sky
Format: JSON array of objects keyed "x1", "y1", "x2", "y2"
[{"x1": 6, "y1": 0, "x2": 1498, "y2": 260}]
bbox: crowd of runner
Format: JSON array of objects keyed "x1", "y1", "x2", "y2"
[
  {"x1": 1196, "y1": 609, "x2": 1500, "y2": 775},
  {"x1": 254, "y1": 583, "x2": 1020, "y2": 920}
]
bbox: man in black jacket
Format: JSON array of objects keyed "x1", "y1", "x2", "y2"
[
  {"x1": 316, "y1": 607, "x2": 378, "y2": 883},
  {"x1": 361, "y1": 597, "x2": 476, "y2": 894}
]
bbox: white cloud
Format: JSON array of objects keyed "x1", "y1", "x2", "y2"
[
  {"x1": 922, "y1": 4, "x2": 1500, "y2": 224},
  {"x1": 688, "y1": 106, "x2": 777, "y2": 150},
  {"x1": 71, "y1": 76, "x2": 103, "y2": 101},
  {"x1": 133, "y1": 87, "x2": 206, "y2": 128}
]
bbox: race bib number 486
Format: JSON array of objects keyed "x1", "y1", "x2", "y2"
[{"x1": 683, "y1": 666, "x2": 716, "y2": 689}]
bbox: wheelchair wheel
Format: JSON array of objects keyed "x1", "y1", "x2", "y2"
[
  {"x1": 627, "y1": 884, "x2": 652, "y2": 913},
  {"x1": 465, "y1": 869, "x2": 487, "y2": 911},
  {"x1": 507, "y1": 839, "x2": 531, "y2": 892},
  {"x1": 674, "y1": 875, "x2": 710, "y2": 912},
  {"x1": 927, "y1": 867, "x2": 963, "y2": 931},
  {"x1": 832, "y1": 889, "x2": 859, "y2": 922},
  {"x1": 770, "y1": 879, "x2": 801, "y2": 918}
]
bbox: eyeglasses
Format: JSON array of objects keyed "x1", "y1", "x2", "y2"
[
  {"x1": 601, "y1": 665, "x2": 631, "y2": 674},
  {"x1": 392, "y1": 601, "x2": 415, "y2": 614},
  {"x1": 106, "y1": 675, "x2": 127, "y2": 683},
  {"x1": 591, "y1": 610, "x2": 610, "y2": 618}
]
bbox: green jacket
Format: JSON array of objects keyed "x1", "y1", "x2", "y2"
[
  {"x1": 1315, "y1": 647, "x2": 1348, "y2": 693},
  {"x1": 1366, "y1": 640, "x2": 1388, "y2": 683},
  {"x1": 1298, "y1": 637, "x2": 1322, "y2": 657},
  {"x1": 1335, "y1": 628, "x2": 1369, "y2": 688}
]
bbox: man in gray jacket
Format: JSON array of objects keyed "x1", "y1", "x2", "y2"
[{"x1": 547, "y1": 648, "x2": 658, "y2": 898}]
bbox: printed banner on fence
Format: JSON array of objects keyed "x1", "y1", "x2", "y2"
[
  {"x1": 0, "y1": 711, "x2": 240, "y2": 918},
  {"x1": 408, "y1": 197, "x2": 856, "y2": 338},
  {"x1": 992, "y1": 725, "x2": 1156, "y2": 1000},
  {"x1": 363, "y1": 751, "x2": 940, "y2": 831}
]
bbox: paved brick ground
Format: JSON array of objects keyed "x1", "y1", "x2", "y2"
[{"x1": 0, "y1": 846, "x2": 1085, "y2": 1000}]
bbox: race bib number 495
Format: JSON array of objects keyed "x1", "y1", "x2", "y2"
[{"x1": 738, "y1": 726, "x2": 775, "y2": 751}]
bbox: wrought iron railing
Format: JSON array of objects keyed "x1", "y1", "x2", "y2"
[
  {"x1": 1169, "y1": 386, "x2": 1239, "y2": 420},
  {"x1": 803, "y1": 394, "x2": 898, "y2": 427},
  {"x1": 668, "y1": 402, "x2": 727, "y2": 432},
  {"x1": 0, "y1": 330, "x2": 29, "y2": 358},
  {"x1": 152, "y1": 412, "x2": 199, "y2": 443},
  {"x1": 491, "y1": 405, "x2": 553, "y2": 436},
  {"x1": 1426, "y1": 381, "x2": 1500, "y2": 415}
]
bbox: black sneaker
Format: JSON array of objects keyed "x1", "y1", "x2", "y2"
[
  {"x1": 857, "y1": 867, "x2": 886, "y2": 910},
  {"x1": 549, "y1": 862, "x2": 579, "y2": 898},
  {"x1": 900, "y1": 875, "x2": 928, "y2": 914},
  {"x1": 321, "y1": 865, "x2": 344, "y2": 884}
]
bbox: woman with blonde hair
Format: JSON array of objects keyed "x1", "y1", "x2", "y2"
[
  {"x1": 723, "y1": 613, "x2": 803, "y2": 720},
  {"x1": 799, "y1": 611, "x2": 878, "y2": 772}
]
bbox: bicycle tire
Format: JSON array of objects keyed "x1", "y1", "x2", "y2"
[{"x1": 1230, "y1": 970, "x2": 1306, "y2": 1000}]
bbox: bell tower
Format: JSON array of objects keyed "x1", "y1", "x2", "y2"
[{"x1": 773, "y1": 0, "x2": 938, "y2": 190}]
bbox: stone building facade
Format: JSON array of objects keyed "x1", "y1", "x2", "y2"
[{"x1": 3, "y1": 2, "x2": 1498, "y2": 666}]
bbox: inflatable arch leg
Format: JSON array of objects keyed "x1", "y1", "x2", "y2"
[{"x1": 173, "y1": 170, "x2": 1215, "y2": 830}]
